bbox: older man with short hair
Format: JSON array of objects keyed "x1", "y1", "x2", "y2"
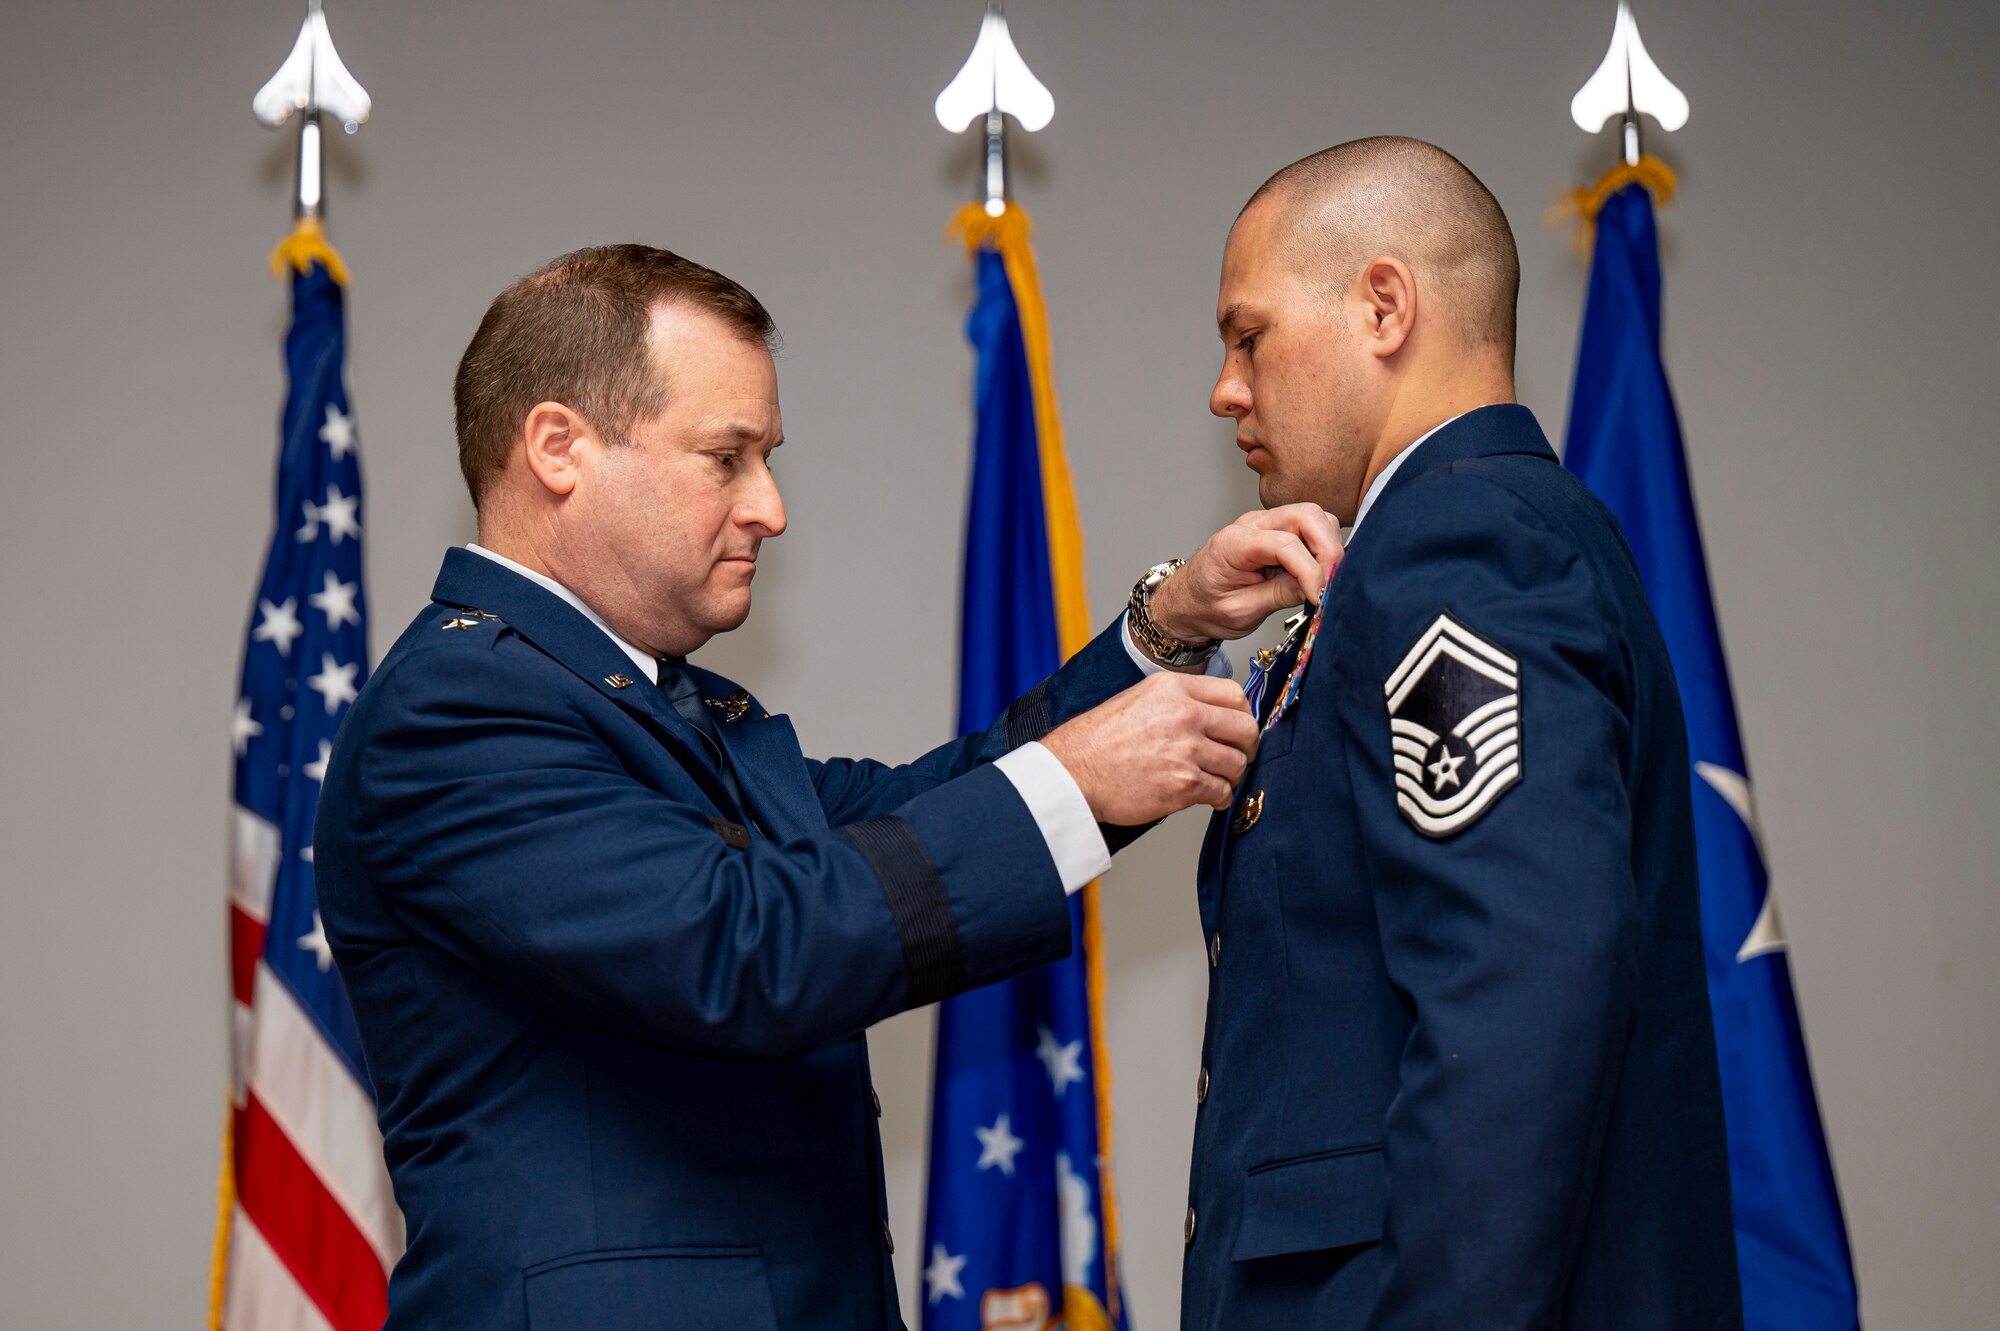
[{"x1": 314, "y1": 243, "x2": 1332, "y2": 1331}]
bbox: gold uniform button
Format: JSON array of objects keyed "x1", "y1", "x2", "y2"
[
  {"x1": 1184, "y1": 1207, "x2": 1198, "y2": 1244},
  {"x1": 870, "y1": 1088, "x2": 883, "y2": 1117},
  {"x1": 1208, "y1": 933, "x2": 1221, "y2": 968},
  {"x1": 1231, "y1": 788, "x2": 1264, "y2": 834},
  {"x1": 882, "y1": 1223, "x2": 895, "y2": 1254},
  {"x1": 1197, "y1": 1067, "x2": 1210, "y2": 1104}
]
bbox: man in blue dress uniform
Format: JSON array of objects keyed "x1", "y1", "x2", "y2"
[
  {"x1": 313, "y1": 245, "x2": 1340, "y2": 1331},
  {"x1": 1148, "y1": 139, "x2": 1742, "y2": 1328}
]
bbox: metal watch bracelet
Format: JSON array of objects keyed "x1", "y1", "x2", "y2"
[{"x1": 1128, "y1": 560, "x2": 1218, "y2": 669}]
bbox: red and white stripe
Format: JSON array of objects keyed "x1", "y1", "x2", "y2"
[{"x1": 223, "y1": 806, "x2": 401, "y2": 1331}]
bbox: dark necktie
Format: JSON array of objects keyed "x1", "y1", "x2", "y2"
[{"x1": 657, "y1": 656, "x2": 751, "y2": 818}]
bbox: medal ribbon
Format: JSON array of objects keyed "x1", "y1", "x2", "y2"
[{"x1": 1249, "y1": 566, "x2": 1339, "y2": 733}]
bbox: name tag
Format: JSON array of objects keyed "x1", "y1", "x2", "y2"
[{"x1": 709, "y1": 817, "x2": 751, "y2": 849}]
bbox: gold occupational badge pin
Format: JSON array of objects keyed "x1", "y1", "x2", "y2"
[
  {"x1": 604, "y1": 673, "x2": 635, "y2": 690},
  {"x1": 441, "y1": 616, "x2": 479, "y2": 631},
  {"x1": 706, "y1": 689, "x2": 751, "y2": 723}
]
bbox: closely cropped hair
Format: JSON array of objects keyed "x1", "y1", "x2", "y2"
[
  {"x1": 453, "y1": 244, "x2": 777, "y2": 506},
  {"x1": 1246, "y1": 137, "x2": 1521, "y2": 364}
]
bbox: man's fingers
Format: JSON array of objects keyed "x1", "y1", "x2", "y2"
[
  {"x1": 1254, "y1": 573, "x2": 1306, "y2": 615},
  {"x1": 1284, "y1": 504, "x2": 1345, "y2": 575},
  {"x1": 1242, "y1": 503, "x2": 1344, "y2": 580},
  {"x1": 1233, "y1": 529, "x2": 1325, "y2": 605},
  {"x1": 1196, "y1": 700, "x2": 1261, "y2": 754},
  {"x1": 1195, "y1": 773, "x2": 1236, "y2": 811},
  {"x1": 1193, "y1": 737, "x2": 1250, "y2": 786},
  {"x1": 1192, "y1": 699, "x2": 1256, "y2": 763},
  {"x1": 1179, "y1": 675, "x2": 1255, "y2": 710}
]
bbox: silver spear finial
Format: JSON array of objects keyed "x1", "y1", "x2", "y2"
[
  {"x1": 935, "y1": 4, "x2": 1055, "y2": 217},
  {"x1": 1571, "y1": 2, "x2": 1688, "y2": 166},
  {"x1": 253, "y1": 0, "x2": 371, "y2": 220}
]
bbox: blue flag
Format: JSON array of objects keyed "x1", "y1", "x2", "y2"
[
  {"x1": 1565, "y1": 181, "x2": 1860, "y2": 1328},
  {"x1": 922, "y1": 205, "x2": 1128, "y2": 1331}
]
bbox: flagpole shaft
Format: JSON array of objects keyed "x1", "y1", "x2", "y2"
[
  {"x1": 295, "y1": 111, "x2": 324, "y2": 220},
  {"x1": 983, "y1": 108, "x2": 1007, "y2": 216}
]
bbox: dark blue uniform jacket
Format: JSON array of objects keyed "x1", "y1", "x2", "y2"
[
  {"x1": 1182, "y1": 406, "x2": 1742, "y2": 1330},
  {"x1": 314, "y1": 549, "x2": 1142, "y2": 1331}
]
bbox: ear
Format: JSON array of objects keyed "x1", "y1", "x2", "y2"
[
  {"x1": 520, "y1": 402, "x2": 593, "y2": 498},
  {"x1": 1359, "y1": 257, "x2": 1417, "y2": 360}
]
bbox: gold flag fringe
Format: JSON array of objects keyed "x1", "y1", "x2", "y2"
[
  {"x1": 1547, "y1": 155, "x2": 1679, "y2": 252},
  {"x1": 207, "y1": 1097, "x2": 235, "y2": 1330},
  {"x1": 269, "y1": 216, "x2": 351, "y2": 286}
]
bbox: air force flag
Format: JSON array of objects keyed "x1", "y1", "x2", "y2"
[
  {"x1": 924, "y1": 203, "x2": 1128, "y2": 1331},
  {"x1": 1565, "y1": 180, "x2": 1861, "y2": 1329}
]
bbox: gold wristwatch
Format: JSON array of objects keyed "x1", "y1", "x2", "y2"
[{"x1": 1128, "y1": 560, "x2": 1219, "y2": 668}]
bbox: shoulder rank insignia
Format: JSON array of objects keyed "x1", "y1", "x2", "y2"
[
  {"x1": 441, "y1": 607, "x2": 500, "y2": 632},
  {"x1": 1385, "y1": 612, "x2": 1522, "y2": 838},
  {"x1": 705, "y1": 689, "x2": 751, "y2": 723}
]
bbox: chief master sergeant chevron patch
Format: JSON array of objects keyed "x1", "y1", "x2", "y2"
[{"x1": 1385, "y1": 612, "x2": 1523, "y2": 838}]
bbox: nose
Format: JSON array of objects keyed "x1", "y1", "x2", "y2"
[
  {"x1": 740, "y1": 465, "x2": 787, "y2": 538},
  {"x1": 1210, "y1": 361, "x2": 1250, "y2": 420}
]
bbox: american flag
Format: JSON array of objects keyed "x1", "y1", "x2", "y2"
[{"x1": 216, "y1": 230, "x2": 402, "y2": 1331}]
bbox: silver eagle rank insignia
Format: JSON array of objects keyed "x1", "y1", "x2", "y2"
[{"x1": 1384, "y1": 612, "x2": 1522, "y2": 838}]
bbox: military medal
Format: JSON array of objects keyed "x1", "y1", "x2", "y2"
[
  {"x1": 1243, "y1": 605, "x2": 1310, "y2": 718},
  {"x1": 1257, "y1": 568, "x2": 1339, "y2": 733}
]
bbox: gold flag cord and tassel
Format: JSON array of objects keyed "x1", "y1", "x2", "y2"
[
  {"x1": 207, "y1": 1093, "x2": 235, "y2": 1331},
  {"x1": 1547, "y1": 154, "x2": 1678, "y2": 252},
  {"x1": 270, "y1": 216, "x2": 352, "y2": 287}
]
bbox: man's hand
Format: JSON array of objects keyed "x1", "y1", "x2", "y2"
[
  {"x1": 1149, "y1": 503, "x2": 1344, "y2": 643},
  {"x1": 1040, "y1": 674, "x2": 1258, "y2": 824}
]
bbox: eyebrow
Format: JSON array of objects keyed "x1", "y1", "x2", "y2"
[
  {"x1": 700, "y1": 422, "x2": 774, "y2": 445},
  {"x1": 1218, "y1": 302, "x2": 1260, "y2": 336}
]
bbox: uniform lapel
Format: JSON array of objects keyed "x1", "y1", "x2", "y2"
[
  {"x1": 683, "y1": 661, "x2": 823, "y2": 842},
  {"x1": 1202, "y1": 615, "x2": 1314, "y2": 920},
  {"x1": 429, "y1": 549, "x2": 748, "y2": 820}
]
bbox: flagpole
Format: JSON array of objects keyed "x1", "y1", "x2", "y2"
[
  {"x1": 213, "y1": 9, "x2": 375, "y2": 1329},
  {"x1": 1559, "y1": 11, "x2": 1862, "y2": 1328}
]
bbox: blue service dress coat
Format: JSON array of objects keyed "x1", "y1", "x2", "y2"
[
  {"x1": 313, "y1": 549, "x2": 1144, "y2": 1331},
  {"x1": 1182, "y1": 406, "x2": 1743, "y2": 1330}
]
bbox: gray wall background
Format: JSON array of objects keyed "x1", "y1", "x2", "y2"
[{"x1": 3, "y1": 0, "x2": 1995, "y2": 1324}]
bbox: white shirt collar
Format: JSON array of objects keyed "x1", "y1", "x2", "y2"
[
  {"x1": 465, "y1": 544, "x2": 660, "y2": 684},
  {"x1": 1348, "y1": 410, "x2": 1470, "y2": 538}
]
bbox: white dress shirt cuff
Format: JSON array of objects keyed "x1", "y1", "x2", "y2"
[
  {"x1": 993, "y1": 741, "x2": 1111, "y2": 896},
  {"x1": 1120, "y1": 609, "x2": 1234, "y2": 680}
]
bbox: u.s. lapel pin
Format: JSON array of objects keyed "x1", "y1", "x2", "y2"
[
  {"x1": 604, "y1": 673, "x2": 635, "y2": 690},
  {"x1": 705, "y1": 689, "x2": 751, "y2": 723}
]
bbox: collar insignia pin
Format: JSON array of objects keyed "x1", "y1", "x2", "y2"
[{"x1": 604, "y1": 673, "x2": 635, "y2": 690}]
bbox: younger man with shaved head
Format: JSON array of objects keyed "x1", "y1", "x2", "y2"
[{"x1": 1151, "y1": 138, "x2": 1743, "y2": 1328}]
